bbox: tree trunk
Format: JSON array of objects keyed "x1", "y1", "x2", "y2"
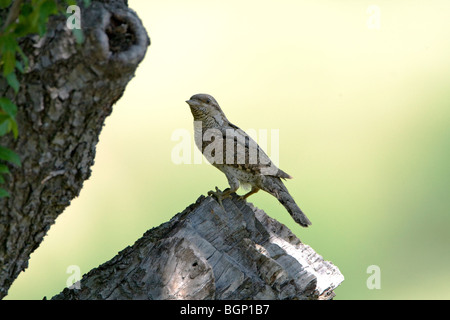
[
  {"x1": 0, "y1": 0, "x2": 344, "y2": 301},
  {"x1": 0, "y1": 0, "x2": 149, "y2": 299},
  {"x1": 52, "y1": 195, "x2": 344, "y2": 300}
]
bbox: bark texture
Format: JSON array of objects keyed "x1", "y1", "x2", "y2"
[
  {"x1": 52, "y1": 195, "x2": 344, "y2": 300},
  {"x1": 0, "y1": 0, "x2": 149, "y2": 299}
]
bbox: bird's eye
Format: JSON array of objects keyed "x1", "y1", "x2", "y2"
[{"x1": 205, "y1": 98, "x2": 211, "y2": 104}]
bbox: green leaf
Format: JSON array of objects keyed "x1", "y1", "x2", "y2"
[
  {"x1": 0, "y1": 164, "x2": 10, "y2": 174},
  {"x1": 15, "y1": 4, "x2": 37, "y2": 36},
  {"x1": 1, "y1": 51, "x2": 16, "y2": 76},
  {"x1": 0, "y1": 145, "x2": 21, "y2": 166},
  {"x1": 13, "y1": 20, "x2": 30, "y2": 38},
  {"x1": 15, "y1": 60, "x2": 24, "y2": 73},
  {"x1": 0, "y1": 188, "x2": 9, "y2": 198},
  {"x1": 0, "y1": 34, "x2": 18, "y2": 51},
  {"x1": 40, "y1": 0, "x2": 57, "y2": 18},
  {"x1": 21, "y1": 2, "x2": 33, "y2": 16},
  {"x1": 0, "y1": 98, "x2": 17, "y2": 117},
  {"x1": 36, "y1": 0, "x2": 57, "y2": 36},
  {"x1": 0, "y1": 114, "x2": 17, "y2": 138},
  {"x1": 0, "y1": 117, "x2": 12, "y2": 136},
  {"x1": 16, "y1": 46, "x2": 29, "y2": 70},
  {"x1": 0, "y1": 0, "x2": 12, "y2": 9},
  {"x1": 10, "y1": 117, "x2": 18, "y2": 138},
  {"x1": 6, "y1": 72, "x2": 20, "y2": 93},
  {"x1": 72, "y1": 28, "x2": 85, "y2": 44}
]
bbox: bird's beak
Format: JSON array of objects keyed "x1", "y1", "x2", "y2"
[{"x1": 186, "y1": 99, "x2": 198, "y2": 106}]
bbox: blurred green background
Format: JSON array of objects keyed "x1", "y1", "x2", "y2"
[{"x1": 5, "y1": 0, "x2": 450, "y2": 299}]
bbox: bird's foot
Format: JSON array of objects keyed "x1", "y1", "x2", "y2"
[
  {"x1": 237, "y1": 187, "x2": 259, "y2": 202},
  {"x1": 208, "y1": 187, "x2": 232, "y2": 207}
]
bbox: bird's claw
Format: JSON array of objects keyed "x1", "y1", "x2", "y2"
[{"x1": 208, "y1": 187, "x2": 231, "y2": 207}]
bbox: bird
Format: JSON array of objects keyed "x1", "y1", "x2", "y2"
[{"x1": 185, "y1": 93, "x2": 312, "y2": 227}]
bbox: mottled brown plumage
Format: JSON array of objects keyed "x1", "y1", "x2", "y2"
[{"x1": 186, "y1": 93, "x2": 311, "y2": 227}]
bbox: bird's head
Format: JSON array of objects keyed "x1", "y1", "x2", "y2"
[{"x1": 186, "y1": 94, "x2": 228, "y2": 126}]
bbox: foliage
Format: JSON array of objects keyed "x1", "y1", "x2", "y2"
[{"x1": 0, "y1": 0, "x2": 88, "y2": 197}]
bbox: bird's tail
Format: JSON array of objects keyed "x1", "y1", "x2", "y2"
[{"x1": 259, "y1": 176, "x2": 312, "y2": 227}]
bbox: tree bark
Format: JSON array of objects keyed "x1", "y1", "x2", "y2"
[
  {"x1": 0, "y1": 0, "x2": 149, "y2": 299},
  {"x1": 52, "y1": 195, "x2": 344, "y2": 300}
]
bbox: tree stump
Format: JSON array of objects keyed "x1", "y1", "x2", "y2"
[{"x1": 52, "y1": 194, "x2": 344, "y2": 300}]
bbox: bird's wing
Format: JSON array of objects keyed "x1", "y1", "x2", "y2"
[{"x1": 221, "y1": 123, "x2": 291, "y2": 179}]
